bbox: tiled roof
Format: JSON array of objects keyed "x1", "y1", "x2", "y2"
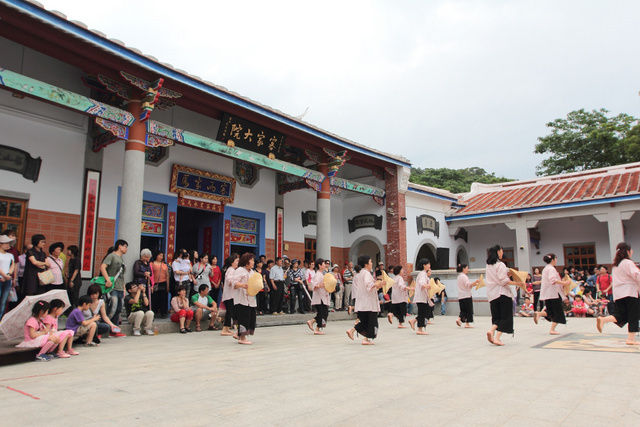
[
  {"x1": 448, "y1": 162, "x2": 640, "y2": 217},
  {"x1": 3, "y1": 0, "x2": 411, "y2": 167}
]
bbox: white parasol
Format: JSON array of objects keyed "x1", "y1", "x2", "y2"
[{"x1": 0, "y1": 290, "x2": 70, "y2": 340}]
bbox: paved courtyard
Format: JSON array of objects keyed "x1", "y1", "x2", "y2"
[{"x1": 1, "y1": 315, "x2": 639, "y2": 426}]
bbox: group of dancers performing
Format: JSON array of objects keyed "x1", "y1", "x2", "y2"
[{"x1": 217, "y1": 242, "x2": 640, "y2": 346}]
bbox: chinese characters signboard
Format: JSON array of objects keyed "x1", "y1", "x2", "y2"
[
  {"x1": 417, "y1": 214, "x2": 439, "y2": 237},
  {"x1": 347, "y1": 214, "x2": 383, "y2": 233},
  {"x1": 217, "y1": 113, "x2": 286, "y2": 159},
  {"x1": 170, "y1": 164, "x2": 235, "y2": 204},
  {"x1": 177, "y1": 197, "x2": 224, "y2": 212},
  {"x1": 301, "y1": 211, "x2": 317, "y2": 227}
]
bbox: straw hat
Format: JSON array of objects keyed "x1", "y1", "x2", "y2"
[
  {"x1": 509, "y1": 268, "x2": 528, "y2": 289},
  {"x1": 428, "y1": 278, "x2": 445, "y2": 299},
  {"x1": 247, "y1": 272, "x2": 264, "y2": 296},
  {"x1": 323, "y1": 273, "x2": 337, "y2": 293},
  {"x1": 475, "y1": 274, "x2": 486, "y2": 290},
  {"x1": 563, "y1": 274, "x2": 577, "y2": 296},
  {"x1": 381, "y1": 270, "x2": 395, "y2": 294}
]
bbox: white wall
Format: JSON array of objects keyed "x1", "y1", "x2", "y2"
[
  {"x1": 0, "y1": 94, "x2": 87, "y2": 214},
  {"x1": 465, "y1": 223, "x2": 515, "y2": 269},
  {"x1": 405, "y1": 191, "x2": 465, "y2": 267}
]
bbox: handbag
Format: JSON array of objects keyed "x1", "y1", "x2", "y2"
[{"x1": 38, "y1": 268, "x2": 54, "y2": 285}]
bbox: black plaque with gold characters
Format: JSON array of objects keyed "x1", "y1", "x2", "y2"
[{"x1": 217, "y1": 113, "x2": 286, "y2": 159}]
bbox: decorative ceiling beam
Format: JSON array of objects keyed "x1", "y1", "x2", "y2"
[
  {"x1": 0, "y1": 66, "x2": 134, "y2": 126},
  {"x1": 145, "y1": 120, "x2": 325, "y2": 183}
]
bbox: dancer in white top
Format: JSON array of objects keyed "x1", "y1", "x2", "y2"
[
  {"x1": 456, "y1": 264, "x2": 479, "y2": 328},
  {"x1": 597, "y1": 242, "x2": 640, "y2": 345},
  {"x1": 387, "y1": 265, "x2": 414, "y2": 328},
  {"x1": 346, "y1": 255, "x2": 385, "y2": 345}
]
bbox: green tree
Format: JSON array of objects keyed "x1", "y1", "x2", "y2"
[
  {"x1": 534, "y1": 108, "x2": 640, "y2": 176},
  {"x1": 409, "y1": 167, "x2": 512, "y2": 193}
]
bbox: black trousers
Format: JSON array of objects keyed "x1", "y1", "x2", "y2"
[
  {"x1": 543, "y1": 297, "x2": 566, "y2": 324},
  {"x1": 534, "y1": 291, "x2": 544, "y2": 311},
  {"x1": 458, "y1": 297, "x2": 474, "y2": 323},
  {"x1": 289, "y1": 284, "x2": 306, "y2": 314},
  {"x1": 490, "y1": 295, "x2": 514, "y2": 334},
  {"x1": 392, "y1": 302, "x2": 407, "y2": 323},
  {"x1": 223, "y1": 298, "x2": 235, "y2": 327},
  {"x1": 234, "y1": 303, "x2": 256, "y2": 337},
  {"x1": 270, "y1": 281, "x2": 284, "y2": 313},
  {"x1": 417, "y1": 303, "x2": 430, "y2": 328},
  {"x1": 613, "y1": 296, "x2": 640, "y2": 333},
  {"x1": 152, "y1": 282, "x2": 169, "y2": 317},
  {"x1": 354, "y1": 311, "x2": 378, "y2": 339},
  {"x1": 314, "y1": 302, "x2": 329, "y2": 328}
]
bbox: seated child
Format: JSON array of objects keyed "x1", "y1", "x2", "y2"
[
  {"x1": 190, "y1": 284, "x2": 218, "y2": 331},
  {"x1": 16, "y1": 300, "x2": 65, "y2": 361},
  {"x1": 124, "y1": 282, "x2": 155, "y2": 336},
  {"x1": 66, "y1": 295, "x2": 100, "y2": 347},
  {"x1": 582, "y1": 289, "x2": 598, "y2": 313},
  {"x1": 518, "y1": 297, "x2": 534, "y2": 317},
  {"x1": 597, "y1": 295, "x2": 609, "y2": 316},
  {"x1": 571, "y1": 295, "x2": 590, "y2": 317},
  {"x1": 42, "y1": 299, "x2": 78, "y2": 357}
]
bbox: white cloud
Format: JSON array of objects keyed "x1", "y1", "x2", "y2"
[{"x1": 42, "y1": 0, "x2": 640, "y2": 179}]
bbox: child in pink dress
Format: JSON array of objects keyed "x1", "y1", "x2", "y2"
[
  {"x1": 571, "y1": 295, "x2": 589, "y2": 317},
  {"x1": 42, "y1": 299, "x2": 78, "y2": 357},
  {"x1": 16, "y1": 300, "x2": 65, "y2": 361}
]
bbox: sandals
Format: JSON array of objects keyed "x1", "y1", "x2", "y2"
[
  {"x1": 196, "y1": 326, "x2": 202, "y2": 332},
  {"x1": 180, "y1": 328, "x2": 188, "y2": 334},
  {"x1": 84, "y1": 342, "x2": 98, "y2": 347},
  {"x1": 208, "y1": 325, "x2": 217, "y2": 331}
]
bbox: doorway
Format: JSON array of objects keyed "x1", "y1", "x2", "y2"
[{"x1": 176, "y1": 206, "x2": 222, "y2": 256}]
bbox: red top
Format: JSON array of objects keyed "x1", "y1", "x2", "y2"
[
  {"x1": 597, "y1": 274, "x2": 612, "y2": 295},
  {"x1": 210, "y1": 265, "x2": 222, "y2": 285}
]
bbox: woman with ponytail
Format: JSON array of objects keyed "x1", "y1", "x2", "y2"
[
  {"x1": 596, "y1": 242, "x2": 640, "y2": 345},
  {"x1": 456, "y1": 264, "x2": 479, "y2": 328},
  {"x1": 533, "y1": 253, "x2": 571, "y2": 335},
  {"x1": 306, "y1": 258, "x2": 330, "y2": 334},
  {"x1": 346, "y1": 255, "x2": 385, "y2": 345},
  {"x1": 485, "y1": 244, "x2": 519, "y2": 346}
]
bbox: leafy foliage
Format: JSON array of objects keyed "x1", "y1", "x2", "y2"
[
  {"x1": 534, "y1": 108, "x2": 640, "y2": 176},
  {"x1": 409, "y1": 167, "x2": 513, "y2": 194}
]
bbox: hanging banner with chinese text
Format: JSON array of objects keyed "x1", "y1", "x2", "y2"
[{"x1": 80, "y1": 170, "x2": 101, "y2": 279}]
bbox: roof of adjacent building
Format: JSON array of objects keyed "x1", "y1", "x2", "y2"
[
  {"x1": 447, "y1": 162, "x2": 640, "y2": 219},
  {"x1": 1, "y1": 0, "x2": 411, "y2": 168}
]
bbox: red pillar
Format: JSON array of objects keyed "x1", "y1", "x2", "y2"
[{"x1": 385, "y1": 171, "x2": 407, "y2": 269}]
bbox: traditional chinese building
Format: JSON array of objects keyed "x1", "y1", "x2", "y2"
[{"x1": 0, "y1": 0, "x2": 421, "y2": 280}]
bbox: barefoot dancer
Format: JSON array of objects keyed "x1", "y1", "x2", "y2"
[
  {"x1": 388, "y1": 266, "x2": 413, "y2": 328},
  {"x1": 596, "y1": 242, "x2": 640, "y2": 345},
  {"x1": 533, "y1": 254, "x2": 571, "y2": 335},
  {"x1": 408, "y1": 259, "x2": 431, "y2": 335},
  {"x1": 220, "y1": 254, "x2": 239, "y2": 337},
  {"x1": 346, "y1": 255, "x2": 385, "y2": 345},
  {"x1": 456, "y1": 264, "x2": 479, "y2": 328},
  {"x1": 485, "y1": 245, "x2": 518, "y2": 346},
  {"x1": 233, "y1": 253, "x2": 257, "y2": 345},
  {"x1": 307, "y1": 258, "x2": 330, "y2": 335}
]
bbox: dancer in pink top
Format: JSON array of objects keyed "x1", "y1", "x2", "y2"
[
  {"x1": 408, "y1": 259, "x2": 432, "y2": 335},
  {"x1": 597, "y1": 242, "x2": 640, "y2": 345},
  {"x1": 533, "y1": 254, "x2": 571, "y2": 335},
  {"x1": 306, "y1": 258, "x2": 330, "y2": 335},
  {"x1": 485, "y1": 245, "x2": 519, "y2": 346},
  {"x1": 456, "y1": 264, "x2": 480, "y2": 328},
  {"x1": 387, "y1": 266, "x2": 414, "y2": 328},
  {"x1": 346, "y1": 255, "x2": 385, "y2": 345}
]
